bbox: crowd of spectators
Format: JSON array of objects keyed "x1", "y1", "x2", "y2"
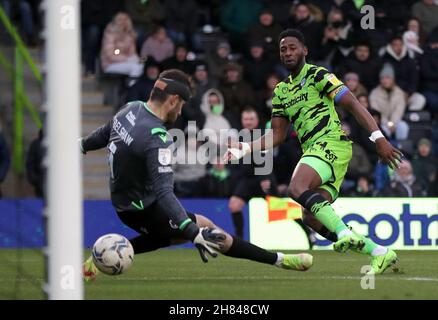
[
  {"x1": 81, "y1": 0, "x2": 438, "y2": 199},
  {"x1": 2, "y1": 0, "x2": 438, "y2": 199}
]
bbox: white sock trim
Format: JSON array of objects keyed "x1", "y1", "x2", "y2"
[
  {"x1": 371, "y1": 246, "x2": 388, "y2": 257},
  {"x1": 337, "y1": 228, "x2": 353, "y2": 239},
  {"x1": 275, "y1": 252, "x2": 284, "y2": 267}
]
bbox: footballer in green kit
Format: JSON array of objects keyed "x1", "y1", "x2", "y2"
[{"x1": 224, "y1": 29, "x2": 403, "y2": 274}]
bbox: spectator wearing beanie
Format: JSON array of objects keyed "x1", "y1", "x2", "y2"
[{"x1": 369, "y1": 63, "x2": 409, "y2": 141}]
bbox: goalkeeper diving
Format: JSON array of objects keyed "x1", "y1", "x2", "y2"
[{"x1": 80, "y1": 69, "x2": 313, "y2": 281}]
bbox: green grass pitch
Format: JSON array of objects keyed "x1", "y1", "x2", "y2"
[{"x1": 1, "y1": 249, "x2": 438, "y2": 299}]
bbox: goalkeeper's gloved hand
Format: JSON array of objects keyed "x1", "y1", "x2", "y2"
[
  {"x1": 183, "y1": 222, "x2": 226, "y2": 263},
  {"x1": 223, "y1": 141, "x2": 251, "y2": 162},
  {"x1": 193, "y1": 227, "x2": 226, "y2": 263}
]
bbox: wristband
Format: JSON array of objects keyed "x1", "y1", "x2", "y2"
[
  {"x1": 369, "y1": 130, "x2": 384, "y2": 143},
  {"x1": 229, "y1": 142, "x2": 251, "y2": 159}
]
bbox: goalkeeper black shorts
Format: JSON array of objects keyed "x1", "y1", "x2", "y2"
[{"x1": 117, "y1": 201, "x2": 197, "y2": 240}]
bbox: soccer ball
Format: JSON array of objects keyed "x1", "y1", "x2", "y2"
[{"x1": 92, "y1": 233, "x2": 134, "y2": 275}]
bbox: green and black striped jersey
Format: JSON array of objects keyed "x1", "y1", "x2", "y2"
[{"x1": 272, "y1": 63, "x2": 349, "y2": 151}]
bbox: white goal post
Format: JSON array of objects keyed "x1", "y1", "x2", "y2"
[{"x1": 44, "y1": 0, "x2": 83, "y2": 300}]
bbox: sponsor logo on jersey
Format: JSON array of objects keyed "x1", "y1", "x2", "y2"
[{"x1": 288, "y1": 92, "x2": 308, "y2": 107}]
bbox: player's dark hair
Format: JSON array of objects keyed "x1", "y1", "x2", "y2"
[
  {"x1": 150, "y1": 69, "x2": 193, "y2": 103},
  {"x1": 278, "y1": 29, "x2": 306, "y2": 46}
]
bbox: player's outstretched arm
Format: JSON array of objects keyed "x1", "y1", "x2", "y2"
[
  {"x1": 337, "y1": 91, "x2": 403, "y2": 169},
  {"x1": 80, "y1": 120, "x2": 112, "y2": 154},
  {"x1": 223, "y1": 117, "x2": 289, "y2": 162}
]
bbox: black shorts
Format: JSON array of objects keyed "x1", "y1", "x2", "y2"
[
  {"x1": 232, "y1": 176, "x2": 277, "y2": 202},
  {"x1": 117, "y1": 201, "x2": 197, "y2": 240}
]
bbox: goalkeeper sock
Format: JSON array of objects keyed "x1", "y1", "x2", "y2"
[
  {"x1": 224, "y1": 236, "x2": 277, "y2": 265},
  {"x1": 231, "y1": 211, "x2": 244, "y2": 238},
  {"x1": 297, "y1": 190, "x2": 351, "y2": 237}
]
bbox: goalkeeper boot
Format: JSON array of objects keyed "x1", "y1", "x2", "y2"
[
  {"x1": 367, "y1": 249, "x2": 399, "y2": 275},
  {"x1": 333, "y1": 234, "x2": 365, "y2": 253},
  {"x1": 83, "y1": 256, "x2": 99, "y2": 282},
  {"x1": 277, "y1": 253, "x2": 313, "y2": 271}
]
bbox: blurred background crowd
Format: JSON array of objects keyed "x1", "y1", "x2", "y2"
[{"x1": 0, "y1": 0, "x2": 437, "y2": 202}]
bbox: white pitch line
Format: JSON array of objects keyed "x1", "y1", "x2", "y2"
[
  {"x1": 1, "y1": 276, "x2": 438, "y2": 283},
  {"x1": 107, "y1": 275, "x2": 438, "y2": 282}
]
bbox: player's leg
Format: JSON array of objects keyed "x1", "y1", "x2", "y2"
[
  {"x1": 228, "y1": 196, "x2": 246, "y2": 238},
  {"x1": 287, "y1": 158, "x2": 357, "y2": 247},
  {"x1": 291, "y1": 141, "x2": 398, "y2": 273},
  {"x1": 194, "y1": 214, "x2": 313, "y2": 271},
  {"x1": 301, "y1": 195, "x2": 338, "y2": 243}
]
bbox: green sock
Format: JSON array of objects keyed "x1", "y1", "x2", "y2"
[{"x1": 313, "y1": 201, "x2": 349, "y2": 235}]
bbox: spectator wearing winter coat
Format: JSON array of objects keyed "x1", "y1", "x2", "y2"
[
  {"x1": 411, "y1": 138, "x2": 438, "y2": 196},
  {"x1": 100, "y1": 12, "x2": 143, "y2": 77},
  {"x1": 319, "y1": 8, "x2": 354, "y2": 69},
  {"x1": 242, "y1": 41, "x2": 274, "y2": 91},
  {"x1": 378, "y1": 159, "x2": 426, "y2": 197},
  {"x1": 140, "y1": 25, "x2": 174, "y2": 63},
  {"x1": 125, "y1": 0, "x2": 166, "y2": 49},
  {"x1": 336, "y1": 42, "x2": 382, "y2": 91},
  {"x1": 286, "y1": 3, "x2": 324, "y2": 62},
  {"x1": 402, "y1": 30, "x2": 424, "y2": 61},
  {"x1": 81, "y1": 0, "x2": 125, "y2": 75},
  {"x1": 199, "y1": 89, "x2": 232, "y2": 148},
  {"x1": 161, "y1": 43, "x2": 194, "y2": 75},
  {"x1": 206, "y1": 41, "x2": 233, "y2": 83},
  {"x1": 248, "y1": 8, "x2": 283, "y2": 62},
  {"x1": 218, "y1": 62, "x2": 256, "y2": 128},
  {"x1": 173, "y1": 127, "x2": 206, "y2": 198},
  {"x1": 412, "y1": 0, "x2": 438, "y2": 36},
  {"x1": 381, "y1": 35, "x2": 426, "y2": 111},
  {"x1": 125, "y1": 57, "x2": 160, "y2": 103},
  {"x1": 369, "y1": 64, "x2": 409, "y2": 141}
]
